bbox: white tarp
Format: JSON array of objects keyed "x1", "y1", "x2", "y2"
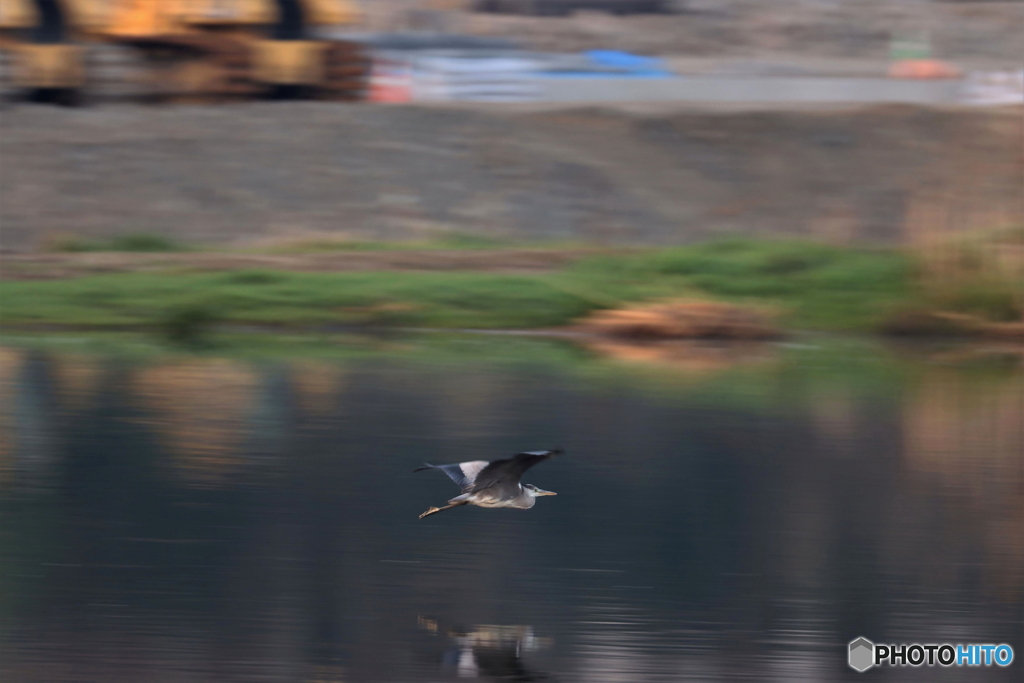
[
  {"x1": 371, "y1": 51, "x2": 541, "y2": 102},
  {"x1": 961, "y1": 71, "x2": 1024, "y2": 106}
]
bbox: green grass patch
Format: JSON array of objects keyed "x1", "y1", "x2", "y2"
[
  {"x1": 2, "y1": 238, "x2": 1019, "y2": 335},
  {"x1": 45, "y1": 233, "x2": 189, "y2": 253},
  {"x1": 0, "y1": 270, "x2": 595, "y2": 330}
]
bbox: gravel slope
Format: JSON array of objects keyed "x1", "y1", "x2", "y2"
[{"x1": 2, "y1": 102, "x2": 1020, "y2": 251}]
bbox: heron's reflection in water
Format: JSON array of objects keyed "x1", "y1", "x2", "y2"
[{"x1": 420, "y1": 618, "x2": 552, "y2": 681}]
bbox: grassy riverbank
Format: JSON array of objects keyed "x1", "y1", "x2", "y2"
[{"x1": 2, "y1": 238, "x2": 1021, "y2": 338}]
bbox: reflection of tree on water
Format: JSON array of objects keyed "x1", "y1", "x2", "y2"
[
  {"x1": 0, "y1": 354, "x2": 319, "y2": 681},
  {"x1": 131, "y1": 359, "x2": 258, "y2": 485},
  {"x1": 6, "y1": 351, "x2": 61, "y2": 488},
  {"x1": 0, "y1": 351, "x2": 105, "y2": 486},
  {"x1": 420, "y1": 618, "x2": 551, "y2": 682},
  {"x1": 901, "y1": 366, "x2": 1024, "y2": 602},
  {"x1": 0, "y1": 348, "x2": 22, "y2": 481},
  {"x1": 289, "y1": 360, "x2": 345, "y2": 419},
  {"x1": 0, "y1": 347, "x2": 25, "y2": 484},
  {"x1": 51, "y1": 354, "x2": 104, "y2": 412}
]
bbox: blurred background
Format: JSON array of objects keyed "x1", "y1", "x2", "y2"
[{"x1": 1, "y1": 1, "x2": 1022, "y2": 682}]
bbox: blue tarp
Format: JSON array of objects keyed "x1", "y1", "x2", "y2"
[{"x1": 537, "y1": 50, "x2": 674, "y2": 78}]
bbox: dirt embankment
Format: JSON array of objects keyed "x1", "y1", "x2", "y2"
[
  {"x1": 0, "y1": 249, "x2": 604, "y2": 280},
  {"x1": 383, "y1": 1, "x2": 1024, "y2": 64},
  {"x1": 1, "y1": 102, "x2": 1020, "y2": 252}
]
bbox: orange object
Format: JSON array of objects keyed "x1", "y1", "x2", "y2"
[
  {"x1": 103, "y1": 0, "x2": 192, "y2": 37},
  {"x1": 103, "y1": 0, "x2": 360, "y2": 37},
  {"x1": 888, "y1": 59, "x2": 962, "y2": 80}
]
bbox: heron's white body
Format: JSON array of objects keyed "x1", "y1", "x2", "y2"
[{"x1": 454, "y1": 484, "x2": 536, "y2": 510}]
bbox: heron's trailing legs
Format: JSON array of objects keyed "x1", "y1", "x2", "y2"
[{"x1": 418, "y1": 500, "x2": 468, "y2": 519}]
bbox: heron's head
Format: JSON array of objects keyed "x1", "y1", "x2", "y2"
[{"x1": 524, "y1": 484, "x2": 557, "y2": 498}]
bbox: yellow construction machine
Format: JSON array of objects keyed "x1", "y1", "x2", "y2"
[
  {"x1": 101, "y1": 0, "x2": 369, "y2": 101},
  {"x1": 1, "y1": 1, "x2": 369, "y2": 103},
  {"x1": 0, "y1": 1, "x2": 105, "y2": 104}
]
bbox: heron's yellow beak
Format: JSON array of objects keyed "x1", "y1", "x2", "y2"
[{"x1": 536, "y1": 489, "x2": 557, "y2": 496}]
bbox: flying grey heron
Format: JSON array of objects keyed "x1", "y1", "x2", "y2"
[{"x1": 414, "y1": 449, "x2": 562, "y2": 519}]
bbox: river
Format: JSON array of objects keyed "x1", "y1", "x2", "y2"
[{"x1": 0, "y1": 337, "x2": 1021, "y2": 682}]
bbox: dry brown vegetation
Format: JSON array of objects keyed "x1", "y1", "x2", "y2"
[
  {"x1": 574, "y1": 299, "x2": 780, "y2": 340},
  {"x1": 580, "y1": 337, "x2": 778, "y2": 372}
]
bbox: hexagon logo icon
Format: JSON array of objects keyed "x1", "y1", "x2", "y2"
[{"x1": 849, "y1": 637, "x2": 875, "y2": 672}]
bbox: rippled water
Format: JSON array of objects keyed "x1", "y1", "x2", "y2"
[{"x1": 1, "y1": 340, "x2": 1021, "y2": 682}]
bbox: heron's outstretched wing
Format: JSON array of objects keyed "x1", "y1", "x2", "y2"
[
  {"x1": 470, "y1": 449, "x2": 562, "y2": 493},
  {"x1": 414, "y1": 460, "x2": 490, "y2": 492}
]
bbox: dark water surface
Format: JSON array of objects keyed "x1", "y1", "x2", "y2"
[{"x1": 1, "y1": 340, "x2": 1021, "y2": 682}]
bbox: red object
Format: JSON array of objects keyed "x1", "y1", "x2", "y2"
[
  {"x1": 888, "y1": 59, "x2": 962, "y2": 80},
  {"x1": 368, "y1": 60, "x2": 413, "y2": 103}
]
